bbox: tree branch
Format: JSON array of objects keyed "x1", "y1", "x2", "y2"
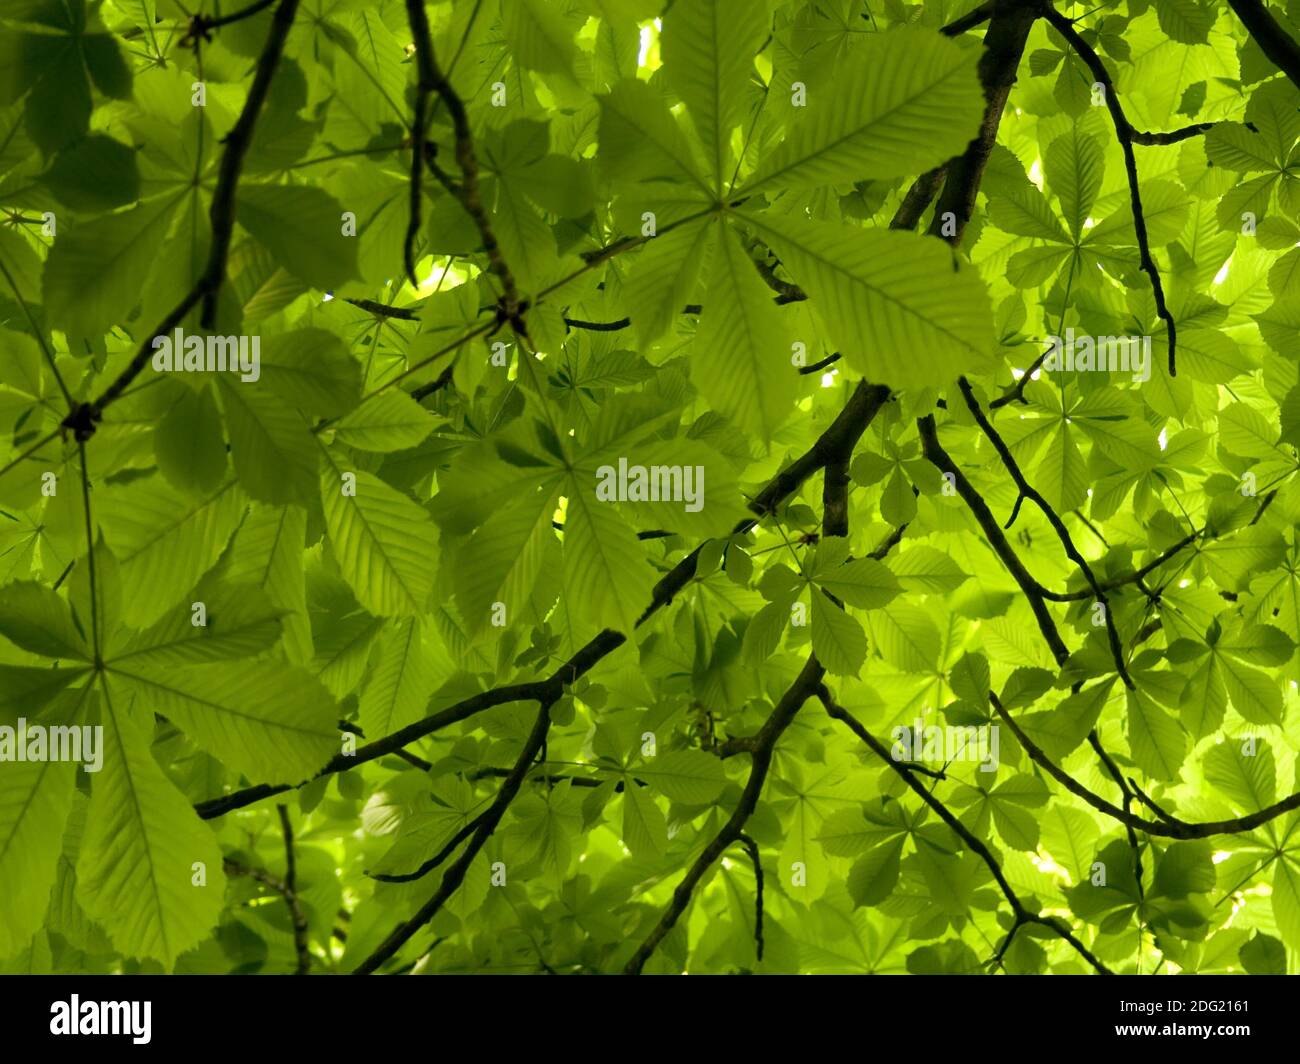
[
  {"x1": 992, "y1": 691, "x2": 1300, "y2": 838},
  {"x1": 1226, "y1": 0, "x2": 1300, "y2": 90},
  {"x1": 404, "y1": 1, "x2": 520, "y2": 329},
  {"x1": 928, "y1": 0, "x2": 1037, "y2": 247},
  {"x1": 956, "y1": 377, "x2": 1134, "y2": 688},
  {"x1": 820, "y1": 687, "x2": 1112, "y2": 974},
  {"x1": 66, "y1": 0, "x2": 301, "y2": 441},
  {"x1": 622, "y1": 654, "x2": 826, "y2": 973},
  {"x1": 1043, "y1": 4, "x2": 1176, "y2": 376},
  {"x1": 355, "y1": 699, "x2": 554, "y2": 973},
  {"x1": 198, "y1": 374, "x2": 895, "y2": 822},
  {"x1": 277, "y1": 804, "x2": 310, "y2": 974},
  {"x1": 624, "y1": 370, "x2": 887, "y2": 972},
  {"x1": 223, "y1": 802, "x2": 311, "y2": 974},
  {"x1": 1131, "y1": 123, "x2": 1215, "y2": 145}
]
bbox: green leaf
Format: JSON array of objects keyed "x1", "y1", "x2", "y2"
[
  {"x1": 745, "y1": 212, "x2": 997, "y2": 388},
  {"x1": 867, "y1": 603, "x2": 942, "y2": 674},
  {"x1": 97, "y1": 478, "x2": 245, "y2": 630},
  {"x1": 1271, "y1": 857, "x2": 1300, "y2": 950},
  {"x1": 597, "y1": 79, "x2": 711, "y2": 193},
  {"x1": 0, "y1": 665, "x2": 89, "y2": 717},
  {"x1": 1218, "y1": 654, "x2": 1284, "y2": 725},
  {"x1": 847, "y1": 837, "x2": 904, "y2": 908},
  {"x1": 739, "y1": 27, "x2": 984, "y2": 194},
  {"x1": 1240, "y1": 931, "x2": 1286, "y2": 974},
  {"x1": 1152, "y1": 840, "x2": 1215, "y2": 898},
  {"x1": 692, "y1": 222, "x2": 794, "y2": 440},
  {"x1": 0, "y1": 757, "x2": 76, "y2": 957},
  {"x1": 887, "y1": 547, "x2": 971, "y2": 595},
  {"x1": 811, "y1": 591, "x2": 868, "y2": 676},
  {"x1": 112, "y1": 582, "x2": 284, "y2": 668},
  {"x1": 237, "y1": 184, "x2": 360, "y2": 290},
  {"x1": 358, "y1": 619, "x2": 443, "y2": 739},
  {"x1": 42, "y1": 194, "x2": 180, "y2": 338},
  {"x1": 1126, "y1": 688, "x2": 1186, "y2": 781},
  {"x1": 77, "y1": 688, "x2": 226, "y2": 970},
  {"x1": 621, "y1": 782, "x2": 668, "y2": 858},
  {"x1": 259, "y1": 329, "x2": 363, "y2": 416},
  {"x1": 1044, "y1": 127, "x2": 1104, "y2": 239},
  {"x1": 561, "y1": 484, "x2": 655, "y2": 634},
  {"x1": 333, "y1": 390, "x2": 438, "y2": 452},
  {"x1": 319, "y1": 467, "x2": 440, "y2": 618},
  {"x1": 0, "y1": 580, "x2": 88, "y2": 660},
  {"x1": 155, "y1": 384, "x2": 228, "y2": 496},
  {"x1": 634, "y1": 749, "x2": 726, "y2": 804},
  {"x1": 109, "y1": 660, "x2": 339, "y2": 783},
  {"x1": 1154, "y1": 0, "x2": 1216, "y2": 43},
  {"x1": 621, "y1": 220, "x2": 714, "y2": 350},
  {"x1": 660, "y1": 0, "x2": 768, "y2": 189},
  {"x1": 222, "y1": 504, "x2": 313, "y2": 664},
  {"x1": 42, "y1": 134, "x2": 139, "y2": 210},
  {"x1": 501, "y1": 0, "x2": 579, "y2": 74},
  {"x1": 814, "y1": 556, "x2": 902, "y2": 610},
  {"x1": 216, "y1": 376, "x2": 318, "y2": 506},
  {"x1": 1204, "y1": 738, "x2": 1276, "y2": 811},
  {"x1": 1218, "y1": 401, "x2": 1279, "y2": 458}
]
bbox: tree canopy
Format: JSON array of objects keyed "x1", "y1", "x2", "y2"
[{"x1": 2, "y1": 0, "x2": 1300, "y2": 976}]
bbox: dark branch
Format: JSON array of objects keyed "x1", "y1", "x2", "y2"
[
  {"x1": 71, "y1": 0, "x2": 301, "y2": 436},
  {"x1": 1131, "y1": 123, "x2": 1214, "y2": 145},
  {"x1": 1043, "y1": 4, "x2": 1176, "y2": 375},
  {"x1": 821, "y1": 687, "x2": 1112, "y2": 974},
  {"x1": 993, "y1": 692, "x2": 1300, "y2": 838},
  {"x1": 956, "y1": 378, "x2": 1134, "y2": 689},
  {"x1": 355, "y1": 700, "x2": 553, "y2": 973},
  {"x1": 1226, "y1": 0, "x2": 1300, "y2": 90}
]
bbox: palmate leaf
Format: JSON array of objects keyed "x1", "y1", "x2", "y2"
[
  {"x1": 77, "y1": 682, "x2": 226, "y2": 970},
  {"x1": 14, "y1": 0, "x2": 1300, "y2": 981},
  {"x1": 745, "y1": 212, "x2": 998, "y2": 388}
]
